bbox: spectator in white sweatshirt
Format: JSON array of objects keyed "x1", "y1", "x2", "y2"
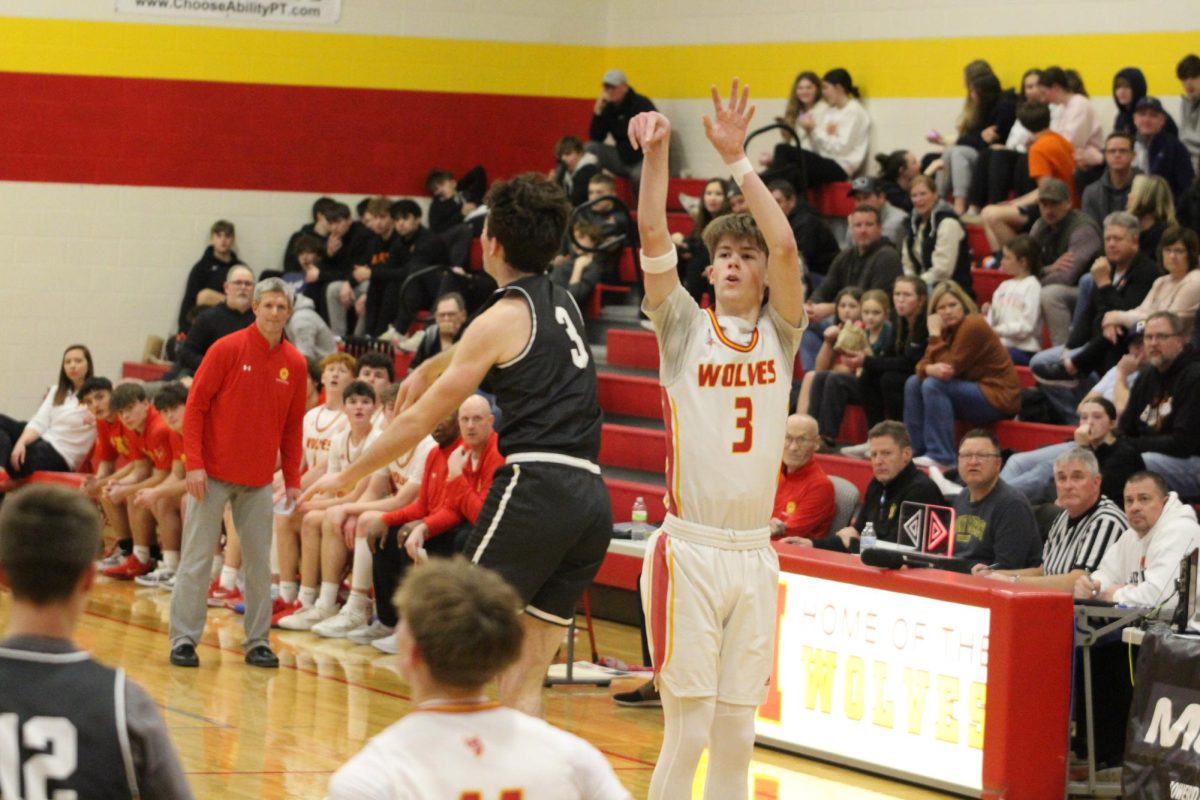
[
  {"x1": 791, "y1": 68, "x2": 871, "y2": 190},
  {"x1": 0, "y1": 345, "x2": 97, "y2": 479},
  {"x1": 985, "y1": 234, "x2": 1044, "y2": 364},
  {"x1": 1075, "y1": 471, "x2": 1200, "y2": 609}
]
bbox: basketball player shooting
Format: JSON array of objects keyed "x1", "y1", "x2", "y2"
[{"x1": 629, "y1": 80, "x2": 806, "y2": 799}]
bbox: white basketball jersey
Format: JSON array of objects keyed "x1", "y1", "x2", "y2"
[
  {"x1": 302, "y1": 405, "x2": 348, "y2": 472},
  {"x1": 327, "y1": 427, "x2": 381, "y2": 475},
  {"x1": 383, "y1": 435, "x2": 437, "y2": 494},
  {"x1": 649, "y1": 286, "x2": 803, "y2": 531},
  {"x1": 327, "y1": 702, "x2": 632, "y2": 800}
]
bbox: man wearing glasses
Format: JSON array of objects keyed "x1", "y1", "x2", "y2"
[
  {"x1": 167, "y1": 265, "x2": 257, "y2": 380},
  {"x1": 1081, "y1": 132, "x2": 1139, "y2": 227},
  {"x1": 952, "y1": 429, "x2": 1042, "y2": 569},
  {"x1": 1117, "y1": 311, "x2": 1200, "y2": 498}
]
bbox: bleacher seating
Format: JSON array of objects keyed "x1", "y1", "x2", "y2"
[
  {"x1": 807, "y1": 182, "x2": 856, "y2": 218},
  {"x1": 971, "y1": 266, "x2": 1005, "y2": 305},
  {"x1": 588, "y1": 248, "x2": 640, "y2": 319},
  {"x1": 965, "y1": 222, "x2": 993, "y2": 264}
]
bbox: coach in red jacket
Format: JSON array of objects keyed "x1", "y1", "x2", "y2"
[{"x1": 168, "y1": 277, "x2": 308, "y2": 669}]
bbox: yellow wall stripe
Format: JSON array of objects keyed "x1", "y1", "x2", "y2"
[{"x1": 2, "y1": 17, "x2": 1198, "y2": 101}]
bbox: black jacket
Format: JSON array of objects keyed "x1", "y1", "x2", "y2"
[
  {"x1": 1066, "y1": 251, "x2": 1159, "y2": 351},
  {"x1": 282, "y1": 223, "x2": 325, "y2": 274},
  {"x1": 863, "y1": 311, "x2": 929, "y2": 375},
  {"x1": 816, "y1": 462, "x2": 945, "y2": 552},
  {"x1": 1142, "y1": 130, "x2": 1196, "y2": 196},
  {"x1": 811, "y1": 238, "x2": 902, "y2": 304},
  {"x1": 173, "y1": 304, "x2": 254, "y2": 374},
  {"x1": 177, "y1": 246, "x2": 244, "y2": 331},
  {"x1": 956, "y1": 90, "x2": 1017, "y2": 151},
  {"x1": 788, "y1": 202, "x2": 840, "y2": 276},
  {"x1": 1118, "y1": 345, "x2": 1200, "y2": 458},
  {"x1": 588, "y1": 87, "x2": 657, "y2": 166}
]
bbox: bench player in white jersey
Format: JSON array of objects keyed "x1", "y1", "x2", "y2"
[
  {"x1": 630, "y1": 81, "x2": 806, "y2": 800},
  {"x1": 328, "y1": 558, "x2": 631, "y2": 800}
]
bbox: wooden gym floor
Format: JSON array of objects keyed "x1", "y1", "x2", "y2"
[{"x1": 0, "y1": 580, "x2": 954, "y2": 799}]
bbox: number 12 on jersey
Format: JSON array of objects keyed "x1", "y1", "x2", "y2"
[
  {"x1": 733, "y1": 396, "x2": 753, "y2": 453},
  {"x1": 0, "y1": 713, "x2": 78, "y2": 799}
]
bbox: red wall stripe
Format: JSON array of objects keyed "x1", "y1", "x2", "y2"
[{"x1": 0, "y1": 71, "x2": 592, "y2": 195}]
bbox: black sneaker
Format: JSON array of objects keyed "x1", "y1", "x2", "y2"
[
  {"x1": 613, "y1": 679, "x2": 661, "y2": 708},
  {"x1": 244, "y1": 645, "x2": 279, "y2": 669},
  {"x1": 169, "y1": 643, "x2": 199, "y2": 667}
]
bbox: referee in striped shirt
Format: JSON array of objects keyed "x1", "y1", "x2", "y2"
[{"x1": 973, "y1": 447, "x2": 1126, "y2": 587}]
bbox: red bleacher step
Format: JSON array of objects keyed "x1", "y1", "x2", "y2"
[
  {"x1": 600, "y1": 424, "x2": 666, "y2": 473},
  {"x1": 122, "y1": 362, "x2": 169, "y2": 381},
  {"x1": 970, "y1": 267, "x2": 1005, "y2": 306},
  {"x1": 605, "y1": 477, "x2": 666, "y2": 523},
  {"x1": 597, "y1": 372, "x2": 662, "y2": 419},
  {"x1": 606, "y1": 329, "x2": 659, "y2": 371}
]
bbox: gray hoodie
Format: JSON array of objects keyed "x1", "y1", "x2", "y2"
[{"x1": 285, "y1": 294, "x2": 337, "y2": 363}]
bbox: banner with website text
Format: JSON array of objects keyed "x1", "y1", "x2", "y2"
[
  {"x1": 115, "y1": 0, "x2": 341, "y2": 25},
  {"x1": 757, "y1": 572, "x2": 990, "y2": 795}
]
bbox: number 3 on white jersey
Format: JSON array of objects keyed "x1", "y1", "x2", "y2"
[{"x1": 555, "y1": 307, "x2": 590, "y2": 369}]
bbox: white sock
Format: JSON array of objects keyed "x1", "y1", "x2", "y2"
[
  {"x1": 133, "y1": 545, "x2": 151, "y2": 564},
  {"x1": 298, "y1": 585, "x2": 317, "y2": 608},
  {"x1": 210, "y1": 552, "x2": 224, "y2": 581},
  {"x1": 280, "y1": 581, "x2": 298, "y2": 604},
  {"x1": 316, "y1": 581, "x2": 339, "y2": 609},
  {"x1": 351, "y1": 538, "x2": 373, "y2": 592},
  {"x1": 163, "y1": 551, "x2": 180, "y2": 571},
  {"x1": 648, "y1": 686, "x2": 715, "y2": 800},
  {"x1": 346, "y1": 590, "x2": 371, "y2": 615},
  {"x1": 219, "y1": 565, "x2": 238, "y2": 591}
]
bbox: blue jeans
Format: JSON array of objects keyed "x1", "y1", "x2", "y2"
[
  {"x1": 904, "y1": 375, "x2": 1012, "y2": 464},
  {"x1": 801, "y1": 316, "x2": 834, "y2": 372},
  {"x1": 1143, "y1": 453, "x2": 1200, "y2": 499},
  {"x1": 1007, "y1": 347, "x2": 1036, "y2": 366},
  {"x1": 999, "y1": 441, "x2": 1073, "y2": 504},
  {"x1": 1070, "y1": 273, "x2": 1095, "y2": 335}
]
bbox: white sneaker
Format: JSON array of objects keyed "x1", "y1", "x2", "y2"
[
  {"x1": 372, "y1": 632, "x2": 398, "y2": 654},
  {"x1": 839, "y1": 442, "x2": 870, "y2": 459},
  {"x1": 312, "y1": 605, "x2": 371, "y2": 638},
  {"x1": 134, "y1": 567, "x2": 176, "y2": 589},
  {"x1": 913, "y1": 455, "x2": 952, "y2": 471},
  {"x1": 927, "y1": 466, "x2": 964, "y2": 498},
  {"x1": 98, "y1": 550, "x2": 127, "y2": 569},
  {"x1": 278, "y1": 603, "x2": 339, "y2": 631},
  {"x1": 348, "y1": 620, "x2": 394, "y2": 646}
]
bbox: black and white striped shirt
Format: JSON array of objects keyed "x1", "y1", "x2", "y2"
[{"x1": 1042, "y1": 496, "x2": 1128, "y2": 576}]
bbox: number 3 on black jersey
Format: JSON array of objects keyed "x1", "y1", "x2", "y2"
[{"x1": 555, "y1": 307, "x2": 589, "y2": 369}]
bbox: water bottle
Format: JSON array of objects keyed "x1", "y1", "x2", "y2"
[
  {"x1": 859, "y1": 522, "x2": 877, "y2": 552},
  {"x1": 631, "y1": 496, "x2": 649, "y2": 541}
]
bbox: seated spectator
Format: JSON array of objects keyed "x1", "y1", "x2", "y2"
[
  {"x1": 1100, "y1": 225, "x2": 1200, "y2": 343},
  {"x1": 330, "y1": 196, "x2": 394, "y2": 338},
  {"x1": 807, "y1": 421, "x2": 944, "y2": 552},
  {"x1": 550, "y1": 219, "x2": 605, "y2": 308},
  {"x1": 1001, "y1": 395, "x2": 1146, "y2": 505},
  {"x1": 282, "y1": 196, "x2": 336, "y2": 275},
  {"x1": 672, "y1": 178, "x2": 730, "y2": 303},
  {"x1": 806, "y1": 289, "x2": 893, "y2": 443},
  {"x1": 0, "y1": 485, "x2": 193, "y2": 799},
  {"x1": 873, "y1": 149, "x2": 919, "y2": 212},
  {"x1": 327, "y1": 559, "x2": 630, "y2": 800},
  {"x1": 1044, "y1": 66, "x2": 1104, "y2": 175},
  {"x1": 801, "y1": 203, "x2": 901, "y2": 368},
  {"x1": 1031, "y1": 212, "x2": 1156, "y2": 415},
  {"x1": 1117, "y1": 311, "x2": 1200, "y2": 498},
  {"x1": 410, "y1": 292, "x2": 467, "y2": 371},
  {"x1": 586, "y1": 68, "x2": 656, "y2": 190},
  {"x1": 901, "y1": 176, "x2": 972, "y2": 295},
  {"x1": 293, "y1": 200, "x2": 354, "y2": 320},
  {"x1": 1032, "y1": 178, "x2": 1103, "y2": 345},
  {"x1": 797, "y1": 68, "x2": 871, "y2": 189},
  {"x1": 778, "y1": 71, "x2": 826, "y2": 152},
  {"x1": 1071, "y1": 469, "x2": 1200, "y2": 769},
  {"x1": 553, "y1": 135, "x2": 601, "y2": 207},
  {"x1": 1081, "y1": 132, "x2": 1139, "y2": 227},
  {"x1": 984, "y1": 234, "x2": 1043, "y2": 364},
  {"x1": 980, "y1": 101, "x2": 1077, "y2": 252},
  {"x1": 0, "y1": 344, "x2": 95, "y2": 479},
  {"x1": 167, "y1": 265, "x2": 255, "y2": 379},
  {"x1": 1127, "y1": 173, "x2": 1178, "y2": 258},
  {"x1": 860, "y1": 275, "x2": 930, "y2": 427},
  {"x1": 1112, "y1": 67, "x2": 1177, "y2": 138},
  {"x1": 176, "y1": 219, "x2": 245, "y2": 332},
  {"x1": 797, "y1": 287, "x2": 861, "y2": 400},
  {"x1": 768, "y1": 179, "x2": 839, "y2": 280},
  {"x1": 426, "y1": 167, "x2": 488, "y2": 234},
  {"x1": 1178, "y1": 162, "x2": 1200, "y2": 237},
  {"x1": 847, "y1": 176, "x2": 907, "y2": 246},
  {"x1": 951, "y1": 429, "x2": 1042, "y2": 568},
  {"x1": 968, "y1": 68, "x2": 1048, "y2": 211},
  {"x1": 378, "y1": 201, "x2": 450, "y2": 348},
  {"x1": 930, "y1": 72, "x2": 1016, "y2": 215},
  {"x1": 977, "y1": 447, "x2": 1126, "y2": 589},
  {"x1": 770, "y1": 414, "x2": 835, "y2": 543},
  {"x1": 1179, "y1": 54, "x2": 1200, "y2": 163},
  {"x1": 905, "y1": 281, "x2": 1020, "y2": 469},
  {"x1": 286, "y1": 292, "x2": 337, "y2": 364},
  {"x1": 1133, "y1": 97, "x2": 1196, "y2": 197},
  {"x1": 577, "y1": 173, "x2": 632, "y2": 280}
]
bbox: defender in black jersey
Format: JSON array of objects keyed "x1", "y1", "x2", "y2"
[
  {"x1": 0, "y1": 485, "x2": 192, "y2": 798},
  {"x1": 306, "y1": 173, "x2": 612, "y2": 717}
]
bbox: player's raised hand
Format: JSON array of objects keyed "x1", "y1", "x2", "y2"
[
  {"x1": 702, "y1": 78, "x2": 755, "y2": 162},
  {"x1": 628, "y1": 111, "x2": 671, "y2": 154}
]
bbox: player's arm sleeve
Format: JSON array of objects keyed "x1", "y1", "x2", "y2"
[
  {"x1": 765, "y1": 301, "x2": 807, "y2": 360},
  {"x1": 563, "y1": 731, "x2": 635, "y2": 800},
  {"x1": 280, "y1": 357, "x2": 308, "y2": 489},
  {"x1": 124, "y1": 680, "x2": 195, "y2": 799},
  {"x1": 645, "y1": 284, "x2": 703, "y2": 386},
  {"x1": 25, "y1": 390, "x2": 56, "y2": 436}
]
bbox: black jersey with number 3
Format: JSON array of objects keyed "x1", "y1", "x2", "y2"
[{"x1": 479, "y1": 274, "x2": 602, "y2": 461}]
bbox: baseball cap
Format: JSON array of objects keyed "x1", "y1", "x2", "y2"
[
  {"x1": 602, "y1": 69, "x2": 628, "y2": 87},
  {"x1": 1037, "y1": 178, "x2": 1070, "y2": 204},
  {"x1": 1129, "y1": 320, "x2": 1147, "y2": 342},
  {"x1": 1135, "y1": 96, "x2": 1165, "y2": 114},
  {"x1": 847, "y1": 176, "x2": 881, "y2": 196}
]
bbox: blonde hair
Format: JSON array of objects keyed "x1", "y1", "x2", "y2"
[
  {"x1": 1128, "y1": 174, "x2": 1177, "y2": 226},
  {"x1": 860, "y1": 288, "x2": 891, "y2": 315},
  {"x1": 928, "y1": 280, "x2": 979, "y2": 317}
]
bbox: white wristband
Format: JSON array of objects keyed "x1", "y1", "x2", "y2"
[
  {"x1": 639, "y1": 246, "x2": 678, "y2": 274},
  {"x1": 728, "y1": 157, "x2": 754, "y2": 187}
]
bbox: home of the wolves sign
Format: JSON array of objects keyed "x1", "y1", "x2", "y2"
[{"x1": 1125, "y1": 629, "x2": 1200, "y2": 798}]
